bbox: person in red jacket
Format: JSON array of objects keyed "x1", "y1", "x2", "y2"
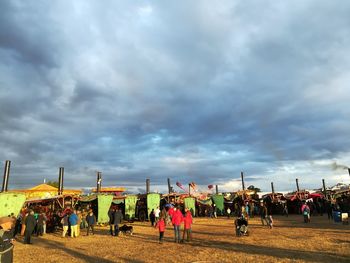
[
  {"x1": 168, "y1": 206, "x2": 174, "y2": 218},
  {"x1": 182, "y1": 209, "x2": 193, "y2": 242},
  {"x1": 171, "y1": 206, "x2": 183, "y2": 243},
  {"x1": 155, "y1": 216, "x2": 166, "y2": 243}
]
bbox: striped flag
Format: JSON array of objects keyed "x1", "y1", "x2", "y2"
[
  {"x1": 190, "y1": 182, "x2": 197, "y2": 191},
  {"x1": 176, "y1": 181, "x2": 186, "y2": 191}
]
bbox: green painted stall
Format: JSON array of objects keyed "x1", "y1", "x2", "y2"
[
  {"x1": 80, "y1": 194, "x2": 113, "y2": 224},
  {"x1": 184, "y1": 197, "x2": 196, "y2": 216},
  {"x1": 147, "y1": 193, "x2": 160, "y2": 217},
  {"x1": 212, "y1": 194, "x2": 225, "y2": 215},
  {"x1": 0, "y1": 192, "x2": 26, "y2": 217}
]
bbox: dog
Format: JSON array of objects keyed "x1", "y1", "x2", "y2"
[{"x1": 119, "y1": 224, "x2": 133, "y2": 235}]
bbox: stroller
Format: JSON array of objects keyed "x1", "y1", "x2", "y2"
[{"x1": 235, "y1": 216, "x2": 249, "y2": 236}]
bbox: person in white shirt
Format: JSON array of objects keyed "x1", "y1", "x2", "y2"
[{"x1": 155, "y1": 206, "x2": 161, "y2": 222}]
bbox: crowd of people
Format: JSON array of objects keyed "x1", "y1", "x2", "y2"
[
  {"x1": 153, "y1": 205, "x2": 193, "y2": 243},
  {"x1": 1, "y1": 194, "x2": 349, "y2": 247},
  {"x1": 7, "y1": 206, "x2": 101, "y2": 244}
]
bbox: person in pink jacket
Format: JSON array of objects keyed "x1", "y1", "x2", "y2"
[
  {"x1": 182, "y1": 209, "x2": 193, "y2": 242},
  {"x1": 171, "y1": 206, "x2": 183, "y2": 243}
]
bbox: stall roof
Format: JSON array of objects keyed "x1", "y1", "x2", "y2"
[
  {"x1": 91, "y1": 187, "x2": 125, "y2": 193},
  {"x1": 25, "y1": 194, "x2": 78, "y2": 204}
]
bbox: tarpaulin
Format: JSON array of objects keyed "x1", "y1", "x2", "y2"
[
  {"x1": 0, "y1": 193, "x2": 26, "y2": 217},
  {"x1": 197, "y1": 198, "x2": 212, "y2": 206},
  {"x1": 147, "y1": 193, "x2": 160, "y2": 216},
  {"x1": 97, "y1": 195, "x2": 113, "y2": 223},
  {"x1": 212, "y1": 195, "x2": 225, "y2": 215},
  {"x1": 184, "y1": 197, "x2": 196, "y2": 216},
  {"x1": 112, "y1": 199, "x2": 124, "y2": 205},
  {"x1": 125, "y1": 195, "x2": 138, "y2": 219}
]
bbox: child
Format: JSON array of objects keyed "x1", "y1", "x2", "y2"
[
  {"x1": 267, "y1": 215, "x2": 273, "y2": 229},
  {"x1": 182, "y1": 209, "x2": 193, "y2": 242},
  {"x1": 86, "y1": 210, "x2": 96, "y2": 235},
  {"x1": 155, "y1": 216, "x2": 166, "y2": 243}
]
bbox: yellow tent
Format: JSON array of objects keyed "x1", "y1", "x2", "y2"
[{"x1": 11, "y1": 183, "x2": 82, "y2": 199}]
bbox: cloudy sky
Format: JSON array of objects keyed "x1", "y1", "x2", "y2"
[{"x1": 1, "y1": 1, "x2": 350, "y2": 193}]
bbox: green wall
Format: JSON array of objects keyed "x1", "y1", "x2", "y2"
[{"x1": 0, "y1": 192, "x2": 26, "y2": 217}]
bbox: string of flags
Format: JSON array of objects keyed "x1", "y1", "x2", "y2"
[{"x1": 175, "y1": 181, "x2": 215, "y2": 192}]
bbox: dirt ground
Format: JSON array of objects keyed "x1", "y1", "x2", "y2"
[{"x1": 12, "y1": 215, "x2": 350, "y2": 263}]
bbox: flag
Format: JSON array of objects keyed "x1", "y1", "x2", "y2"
[
  {"x1": 176, "y1": 181, "x2": 185, "y2": 191},
  {"x1": 190, "y1": 182, "x2": 197, "y2": 191},
  {"x1": 208, "y1": 184, "x2": 213, "y2": 190}
]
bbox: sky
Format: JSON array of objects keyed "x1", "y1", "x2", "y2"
[{"x1": 1, "y1": 1, "x2": 350, "y2": 193}]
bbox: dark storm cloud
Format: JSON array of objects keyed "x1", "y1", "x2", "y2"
[{"x1": 1, "y1": 1, "x2": 350, "y2": 192}]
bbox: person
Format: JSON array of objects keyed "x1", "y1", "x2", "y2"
[
  {"x1": 113, "y1": 208, "x2": 123, "y2": 236},
  {"x1": 86, "y1": 210, "x2": 97, "y2": 235},
  {"x1": 14, "y1": 213, "x2": 22, "y2": 238},
  {"x1": 213, "y1": 204, "x2": 217, "y2": 218},
  {"x1": 267, "y1": 214, "x2": 273, "y2": 228},
  {"x1": 301, "y1": 202, "x2": 310, "y2": 223},
  {"x1": 21, "y1": 210, "x2": 28, "y2": 236},
  {"x1": 171, "y1": 206, "x2": 183, "y2": 243},
  {"x1": 69, "y1": 210, "x2": 79, "y2": 237},
  {"x1": 161, "y1": 207, "x2": 170, "y2": 225},
  {"x1": 168, "y1": 206, "x2": 175, "y2": 221},
  {"x1": 24, "y1": 210, "x2": 36, "y2": 244},
  {"x1": 42, "y1": 212, "x2": 47, "y2": 234},
  {"x1": 227, "y1": 207, "x2": 231, "y2": 219},
  {"x1": 235, "y1": 215, "x2": 248, "y2": 236},
  {"x1": 250, "y1": 202, "x2": 255, "y2": 218},
  {"x1": 108, "y1": 207, "x2": 115, "y2": 236},
  {"x1": 61, "y1": 214, "x2": 69, "y2": 237},
  {"x1": 81, "y1": 209, "x2": 88, "y2": 229},
  {"x1": 259, "y1": 202, "x2": 269, "y2": 226},
  {"x1": 155, "y1": 216, "x2": 166, "y2": 243},
  {"x1": 76, "y1": 211, "x2": 82, "y2": 236},
  {"x1": 37, "y1": 212, "x2": 47, "y2": 236},
  {"x1": 155, "y1": 206, "x2": 161, "y2": 222},
  {"x1": 245, "y1": 202, "x2": 250, "y2": 219},
  {"x1": 150, "y1": 209, "x2": 156, "y2": 227},
  {"x1": 282, "y1": 203, "x2": 288, "y2": 217},
  {"x1": 33, "y1": 211, "x2": 39, "y2": 236},
  {"x1": 325, "y1": 200, "x2": 333, "y2": 220},
  {"x1": 182, "y1": 209, "x2": 193, "y2": 242}
]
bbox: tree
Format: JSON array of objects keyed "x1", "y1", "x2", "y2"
[
  {"x1": 47, "y1": 180, "x2": 59, "y2": 188},
  {"x1": 247, "y1": 185, "x2": 261, "y2": 193}
]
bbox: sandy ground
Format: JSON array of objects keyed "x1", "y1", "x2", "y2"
[{"x1": 12, "y1": 215, "x2": 350, "y2": 263}]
